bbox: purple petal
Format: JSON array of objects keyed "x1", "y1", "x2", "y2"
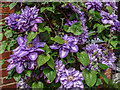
[
  {"x1": 50, "y1": 44, "x2": 59, "y2": 49},
  {"x1": 59, "y1": 49, "x2": 69, "y2": 58},
  {"x1": 31, "y1": 24, "x2": 38, "y2": 31},
  {"x1": 7, "y1": 64, "x2": 16, "y2": 71},
  {"x1": 63, "y1": 34, "x2": 68, "y2": 40},
  {"x1": 35, "y1": 42, "x2": 46, "y2": 48},
  {"x1": 16, "y1": 64, "x2": 24, "y2": 73},
  {"x1": 35, "y1": 17, "x2": 43, "y2": 23},
  {"x1": 17, "y1": 36, "x2": 24, "y2": 45},
  {"x1": 18, "y1": 51, "x2": 29, "y2": 57},
  {"x1": 70, "y1": 45, "x2": 78, "y2": 53},
  {"x1": 28, "y1": 52, "x2": 38, "y2": 61}
]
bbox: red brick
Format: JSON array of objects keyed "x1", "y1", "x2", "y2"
[
  {"x1": 0, "y1": 14, "x2": 8, "y2": 20},
  {"x1": 0, "y1": 78, "x2": 2, "y2": 85},
  {"x1": 0, "y1": 69, "x2": 8, "y2": 77},
  {"x1": 0, "y1": 5, "x2": 15, "y2": 14},
  {"x1": 2, "y1": 60, "x2": 9, "y2": 69},
  {"x1": 0, "y1": 51, "x2": 12, "y2": 60},
  {"x1": 2, "y1": 83, "x2": 17, "y2": 89},
  {"x1": 3, "y1": 77, "x2": 15, "y2": 84}
]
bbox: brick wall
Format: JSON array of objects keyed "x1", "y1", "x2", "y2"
[{"x1": 0, "y1": 2, "x2": 17, "y2": 89}]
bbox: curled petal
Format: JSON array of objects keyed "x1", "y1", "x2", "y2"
[
  {"x1": 70, "y1": 45, "x2": 78, "y2": 53},
  {"x1": 28, "y1": 52, "x2": 38, "y2": 61},
  {"x1": 17, "y1": 36, "x2": 24, "y2": 45},
  {"x1": 63, "y1": 34, "x2": 68, "y2": 40},
  {"x1": 7, "y1": 64, "x2": 16, "y2": 71},
  {"x1": 16, "y1": 64, "x2": 24, "y2": 73},
  {"x1": 18, "y1": 51, "x2": 29, "y2": 57},
  {"x1": 35, "y1": 42, "x2": 46, "y2": 48},
  {"x1": 35, "y1": 17, "x2": 44, "y2": 23},
  {"x1": 59, "y1": 49, "x2": 69, "y2": 58},
  {"x1": 31, "y1": 24, "x2": 38, "y2": 31},
  {"x1": 50, "y1": 44, "x2": 59, "y2": 50}
]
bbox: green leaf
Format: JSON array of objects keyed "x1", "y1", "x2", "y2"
[
  {"x1": 9, "y1": 2, "x2": 17, "y2": 10},
  {"x1": 110, "y1": 40, "x2": 118, "y2": 48},
  {"x1": 106, "y1": 6, "x2": 113, "y2": 15},
  {"x1": 41, "y1": 7, "x2": 46, "y2": 13},
  {"x1": 13, "y1": 74, "x2": 21, "y2": 82},
  {"x1": 44, "y1": 44, "x2": 51, "y2": 54},
  {"x1": 37, "y1": 54, "x2": 50, "y2": 67},
  {"x1": 96, "y1": 78, "x2": 103, "y2": 86},
  {"x1": 77, "y1": 51, "x2": 90, "y2": 66},
  {"x1": 43, "y1": 67, "x2": 56, "y2": 82},
  {"x1": 66, "y1": 55, "x2": 75, "y2": 64},
  {"x1": 83, "y1": 69, "x2": 97, "y2": 87},
  {"x1": 93, "y1": 24, "x2": 99, "y2": 29},
  {"x1": 0, "y1": 41, "x2": 7, "y2": 54},
  {"x1": 100, "y1": 72, "x2": 109, "y2": 84},
  {"x1": 0, "y1": 60, "x2": 4, "y2": 69},
  {"x1": 54, "y1": 35, "x2": 64, "y2": 44},
  {"x1": 32, "y1": 81, "x2": 44, "y2": 89},
  {"x1": 104, "y1": 50, "x2": 108, "y2": 56},
  {"x1": 26, "y1": 70, "x2": 32, "y2": 77},
  {"x1": 63, "y1": 25, "x2": 69, "y2": 32},
  {"x1": 27, "y1": 31, "x2": 37, "y2": 45},
  {"x1": 67, "y1": 21, "x2": 83, "y2": 35},
  {"x1": 99, "y1": 63, "x2": 109, "y2": 70},
  {"x1": 5, "y1": 30, "x2": 13, "y2": 38},
  {"x1": 97, "y1": 24, "x2": 106, "y2": 33},
  {"x1": 0, "y1": 33, "x2": 3, "y2": 41},
  {"x1": 92, "y1": 51, "x2": 98, "y2": 57},
  {"x1": 47, "y1": 56, "x2": 54, "y2": 70}
]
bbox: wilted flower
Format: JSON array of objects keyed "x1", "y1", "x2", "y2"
[
  {"x1": 60, "y1": 68, "x2": 84, "y2": 89},
  {"x1": 5, "y1": 13, "x2": 20, "y2": 30},
  {"x1": 50, "y1": 34, "x2": 79, "y2": 58},
  {"x1": 17, "y1": 6, "x2": 44, "y2": 32}
]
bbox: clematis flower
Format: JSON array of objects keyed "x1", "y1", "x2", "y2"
[
  {"x1": 13, "y1": 35, "x2": 45, "y2": 61},
  {"x1": 59, "y1": 68, "x2": 84, "y2": 89},
  {"x1": 64, "y1": 4, "x2": 88, "y2": 45},
  {"x1": 7, "y1": 35, "x2": 46, "y2": 73},
  {"x1": 17, "y1": 6, "x2": 44, "y2": 32},
  {"x1": 5, "y1": 13, "x2": 20, "y2": 30},
  {"x1": 85, "y1": 0, "x2": 102, "y2": 11},
  {"x1": 81, "y1": 43, "x2": 116, "y2": 70},
  {"x1": 50, "y1": 34, "x2": 79, "y2": 58},
  {"x1": 55, "y1": 60, "x2": 65, "y2": 83}
]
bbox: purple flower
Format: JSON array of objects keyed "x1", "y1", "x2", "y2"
[
  {"x1": 55, "y1": 60, "x2": 65, "y2": 83},
  {"x1": 100, "y1": 11, "x2": 120, "y2": 32},
  {"x1": 50, "y1": 34, "x2": 79, "y2": 58},
  {"x1": 85, "y1": 0, "x2": 102, "y2": 11},
  {"x1": 64, "y1": 4, "x2": 88, "y2": 45},
  {"x1": 100, "y1": 11, "x2": 118, "y2": 25},
  {"x1": 17, "y1": 6, "x2": 44, "y2": 32},
  {"x1": 60, "y1": 68, "x2": 84, "y2": 89},
  {"x1": 7, "y1": 35, "x2": 46, "y2": 73},
  {"x1": 103, "y1": 0, "x2": 117, "y2": 11},
  {"x1": 5, "y1": 13, "x2": 20, "y2": 30},
  {"x1": 81, "y1": 43, "x2": 116, "y2": 70}
]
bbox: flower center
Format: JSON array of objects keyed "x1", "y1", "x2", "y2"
[
  {"x1": 16, "y1": 19, "x2": 19, "y2": 21},
  {"x1": 27, "y1": 44, "x2": 33, "y2": 48},
  {"x1": 64, "y1": 40, "x2": 68, "y2": 44},
  {"x1": 55, "y1": 67, "x2": 59, "y2": 70},
  {"x1": 67, "y1": 75, "x2": 74, "y2": 81}
]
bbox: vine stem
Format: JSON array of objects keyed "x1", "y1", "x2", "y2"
[
  {"x1": 43, "y1": 12, "x2": 57, "y2": 35},
  {"x1": 107, "y1": 29, "x2": 113, "y2": 48},
  {"x1": 55, "y1": 9, "x2": 68, "y2": 20}
]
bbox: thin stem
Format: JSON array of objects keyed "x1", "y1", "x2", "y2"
[
  {"x1": 43, "y1": 11, "x2": 57, "y2": 35},
  {"x1": 107, "y1": 29, "x2": 113, "y2": 48},
  {"x1": 55, "y1": 9, "x2": 68, "y2": 20}
]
